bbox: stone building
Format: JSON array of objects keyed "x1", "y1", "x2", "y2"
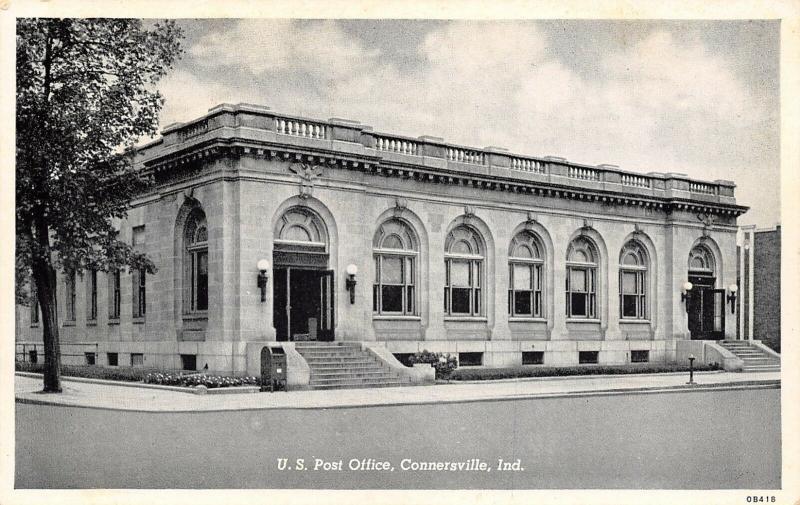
[
  {"x1": 738, "y1": 225, "x2": 781, "y2": 352},
  {"x1": 17, "y1": 103, "x2": 756, "y2": 383}
]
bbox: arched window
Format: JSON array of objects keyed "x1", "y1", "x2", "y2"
[
  {"x1": 508, "y1": 231, "x2": 544, "y2": 317},
  {"x1": 566, "y1": 237, "x2": 598, "y2": 318},
  {"x1": 688, "y1": 245, "x2": 715, "y2": 276},
  {"x1": 372, "y1": 219, "x2": 418, "y2": 315},
  {"x1": 275, "y1": 207, "x2": 327, "y2": 247},
  {"x1": 619, "y1": 241, "x2": 648, "y2": 319},
  {"x1": 185, "y1": 209, "x2": 208, "y2": 313},
  {"x1": 444, "y1": 225, "x2": 484, "y2": 316}
]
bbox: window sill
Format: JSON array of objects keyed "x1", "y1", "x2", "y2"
[
  {"x1": 620, "y1": 319, "x2": 651, "y2": 324},
  {"x1": 30, "y1": 323, "x2": 39, "y2": 328},
  {"x1": 183, "y1": 313, "x2": 209, "y2": 321},
  {"x1": 372, "y1": 315, "x2": 421, "y2": 321},
  {"x1": 566, "y1": 318, "x2": 601, "y2": 323},
  {"x1": 132, "y1": 317, "x2": 145, "y2": 325},
  {"x1": 63, "y1": 321, "x2": 76, "y2": 327},
  {"x1": 444, "y1": 316, "x2": 488, "y2": 322},
  {"x1": 108, "y1": 318, "x2": 120, "y2": 326},
  {"x1": 86, "y1": 320, "x2": 97, "y2": 327},
  {"x1": 509, "y1": 317, "x2": 547, "y2": 323}
]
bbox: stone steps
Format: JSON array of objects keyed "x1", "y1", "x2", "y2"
[
  {"x1": 295, "y1": 342, "x2": 411, "y2": 390},
  {"x1": 719, "y1": 341, "x2": 780, "y2": 373}
]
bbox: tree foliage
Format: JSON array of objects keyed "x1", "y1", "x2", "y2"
[{"x1": 16, "y1": 19, "x2": 183, "y2": 392}]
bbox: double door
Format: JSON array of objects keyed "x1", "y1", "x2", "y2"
[
  {"x1": 687, "y1": 276, "x2": 724, "y2": 340},
  {"x1": 273, "y1": 268, "x2": 334, "y2": 342}
]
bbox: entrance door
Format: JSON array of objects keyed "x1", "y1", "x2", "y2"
[
  {"x1": 273, "y1": 267, "x2": 335, "y2": 342},
  {"x1": 687, "y1": 275, "x2": 724, "y2": 340}
]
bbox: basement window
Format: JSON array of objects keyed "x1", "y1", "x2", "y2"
[
  {"x1": 107, "y1": 353, "x2": 118, "y2": 367},
  {"x1": 631, "y1": 350, "x2": 650, "y2": 363},
  {"x1": 522, "y1": 351, "x2": 544, "y2": 365},
  {"x1": 130, "y1": 353, "x2": 144, "y2": 367},
  {"x1": 85, "y1": 352, "x2": 96, "y2": 366},
  {"x1": 579, "y1": 351, "x2": 599, "y2": 364},
  {"x1": 458, "y1": 352, "x2": 483, "y2": 367},
  {"x1": 181, "y1": 354, "x2": 197, "y2": 371},
  {"x1": 28, "y1": 350, "x2": 38, "y2": 364}
]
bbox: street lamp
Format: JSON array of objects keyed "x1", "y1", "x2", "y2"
[
  {"x1": 257, "y1": 259, "x2": 270, "y2": 303},
  {"x1": 727, "y1": 283, "x2": 738, "y2": 314},
  {"x1": 681, "y1": 281, "x2": 693, "y2": 312},
  {"x1": 345, "y1": 263, "x2": 358, "y2": 304},
  {"x1": 687, "y1": 353, "x2": 696, "y2": 385}
]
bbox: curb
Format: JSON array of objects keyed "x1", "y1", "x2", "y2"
[
  {"x1": 15, "y1": 379, "x2": 780, "y2": 413},
  {"x1": 442, "y1": 369, "x2": 727, "y2": 385}
]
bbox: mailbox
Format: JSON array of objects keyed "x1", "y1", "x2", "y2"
[{"x1": 260, "y1": 345, "x2": 287, "y2": 392}]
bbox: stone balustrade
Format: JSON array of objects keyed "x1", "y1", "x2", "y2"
[
  {"x1": 375, "y1": 135, "x2": 419, "y2": 155},
  {"x1": 150, "y1": 104, "x2": 740, "y2": 206},
  {"x1": 447, "y1": 147, "x2": 485, "y2": 165},
  {"x1": 275, "y1": 118, "x2": 327, "y2": 139},
  {"x1": 621, "y1": 174, "x2": 651, "y2": 188},
  {"x1": 510, "y1": 157, "x2": 546, "y2": 174},
  {"x1": 568, "y1": 166, "x2": 600, "y2": 181}
]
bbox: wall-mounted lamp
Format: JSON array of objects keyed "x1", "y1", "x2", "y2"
[
  {"x1": 345, "y1": 263, "x2": 358, "y2": 304},
  {"x1": 257, "y1": 259, "x2": 270, "y2": 303},
  {"x1": 681, "y1": 281, "x2": 693, "y2": 311},
  {"x1": 727, "y1": 283, "x2": 738, "y2": 314}
]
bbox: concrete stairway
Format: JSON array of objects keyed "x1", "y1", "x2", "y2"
[
  {"x1": 294, "y1": 342, "x2": 412, "y2": 390},
  {"x1": 720, "y1": 341, "x2": 781, "y2": 372}
]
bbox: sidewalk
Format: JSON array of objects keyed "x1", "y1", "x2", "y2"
[{"x1": 15, "y1": 370, "x2": 780, "y2": 413}]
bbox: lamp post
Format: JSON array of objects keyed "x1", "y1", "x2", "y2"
[{"x1": 687, "y1": 353, "x2": 696, "y2": 385}]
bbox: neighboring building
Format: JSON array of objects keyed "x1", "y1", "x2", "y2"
[
  {"x1": 738, "y1": 225, "x2": 781, "y2": 352},
  {"x1": 16, "y1": 103, "x2": 749, "y2": 376}
]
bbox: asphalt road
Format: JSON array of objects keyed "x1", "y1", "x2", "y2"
[{"x1": 15, "y1": 387, "x2": 780, "y2": 489}]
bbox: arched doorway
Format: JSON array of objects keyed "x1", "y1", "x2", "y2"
[
  {"x1": 272, "y1": 207, "x2": 334, "y2": 342},
  {"x1": 687, "y1": 244, "x2": 724, "y2": 340}
]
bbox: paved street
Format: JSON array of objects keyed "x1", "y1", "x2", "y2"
[{"x1": 16, "y1": 387, "x2": 780, "y2": 489}]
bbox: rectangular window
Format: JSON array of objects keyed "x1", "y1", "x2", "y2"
[
  {"x1": 620, "y1": 270, "x2": 646, "y2": 319},
  {"x1": 130, "y1": 353, "x2": 144, "y2": 367},
  {"x1": 87, "y1": 269, "x2": 98, "y2": 321},
  {"x1": 107, "y1": 352, "x2": 118, "y2": 366},
  {"x1": 445, "y1": 258, "x2": 482, "y2": 316},
  {"x1": 509, "y1": 263, "x2": 543, "y2": 317},
  {"x1": 65, "y1": 270, "x2": 76, "y2": 321},
  {"x1": 373, "y1": 254, "x2": 416, "y2": 315},
  {"x1": 567, "y1": 266, "x2": 596, "y2": 318},
  {"x1": 631, "y1": 350, "x2": 650, "y2": 363},
  {"x1": 29, "y1": 350, "x2": 38, "y2": 364},
  {"x1": 181, "y1": 354, "x2": 197, "y2": 371},
  {"x1": 579, "y1": 351, "x2": 599, "y2": 364},
  {"x1": 133, "y1": 268, "x2": 146, "y2": 318},
  {"x1": 108, "y1": 269, "x2": 121, "y2": 319},
  {"x1": 458, "y1": 352, "x2": 483, "y2": 366},
  {"x1": 522, "y1": 351, "x2": 544, "y2": 365},
  {"x1": 193, "y1": 250, "x2": 208, "y2": 311},
  {"x1": 85, "y1": 352, "x2": 96, "y2": 366}
]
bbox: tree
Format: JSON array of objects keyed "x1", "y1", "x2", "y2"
[{"x1": 16, "y1": 19, "x2": 183, "y2": 392}]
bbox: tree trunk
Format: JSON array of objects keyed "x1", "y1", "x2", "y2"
[{"x1": 31, "y1": 215, "x2": 61, "y2": 393}]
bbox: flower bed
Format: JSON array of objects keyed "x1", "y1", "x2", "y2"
[
  {"x1": 144, "y1": 372, "x2": 259, "y2": 389},
  {"x1": 449, "y1": 363, "x2": 721, "y2": 381},
  {"x1": 16, "y1": 361, "x2": 150, "y2": 382}
]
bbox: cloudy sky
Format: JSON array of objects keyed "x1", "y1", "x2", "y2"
[{"x1": 157, "y1": 19, "x2": 780, "y2": 227}]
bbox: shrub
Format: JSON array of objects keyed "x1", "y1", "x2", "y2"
[
  {"x1": 144, "y1": 372, "x2": 259, "y2": 389},
  {"x1": 449, "y1": 362, "x2": 721, "y2": 381},
  {"x1": 407, "y1": 350, "x2": 458, "y2": 380}
]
